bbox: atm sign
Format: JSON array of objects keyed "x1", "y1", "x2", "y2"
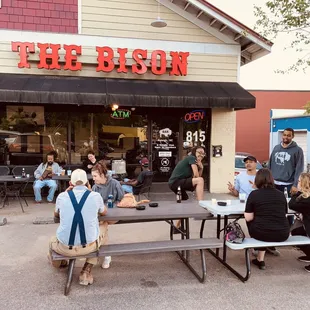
[{"x1": 184, "y1": 110, "x2": 205, "y2": 123}]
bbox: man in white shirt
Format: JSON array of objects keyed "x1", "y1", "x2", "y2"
[
  {"x1": 48, "y1": 169, "x2": 108, "y2": 286},
  {"x1": 228, "y1": 155, "x2": 257, "y2": 199}
]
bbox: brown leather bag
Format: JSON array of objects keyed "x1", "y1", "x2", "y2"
[{"x1": 117, "y1": 193, "x2": 150, "y2": 208}]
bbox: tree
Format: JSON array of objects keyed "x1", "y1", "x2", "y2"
[
  {"x1": 304, "y1": 101, "x2": 310, "y2": 114},
  {"x1": 254, "y1": 0, "x2": 310, "y2": 73}
]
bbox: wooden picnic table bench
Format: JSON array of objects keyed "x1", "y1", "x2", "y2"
[
  {"x1": 225, "y1": 235, "x2": 310, "y2": 282},
  {"x1": 51, "y1": 200, "x2": 220, "y2": 296},
  {"x1": 52, "y1": 237, "x2": 222, "y2": 296}
]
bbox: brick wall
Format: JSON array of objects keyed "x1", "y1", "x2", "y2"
[{"x1": 0, "y1": 0, "x2": 78, "y2": 33}]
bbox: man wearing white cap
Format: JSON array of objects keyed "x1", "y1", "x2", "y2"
[{"x1": 48, "y1": 169, "x2": 108, "y2": 286}]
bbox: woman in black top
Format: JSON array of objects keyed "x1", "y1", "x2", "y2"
[
  {"x1": 289, "y1": 172, "x2": 310, "y2": 272},
  {"x1": 83, "y1": 150, "x2": 99, "y2": 174},
  {"x1": 245, "y1": 168, "x2": 290, "y2": 270}
]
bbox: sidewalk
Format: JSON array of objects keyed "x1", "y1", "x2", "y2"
[{"x1": 0, "y1": 197, "x2": 310, "y2": 310}]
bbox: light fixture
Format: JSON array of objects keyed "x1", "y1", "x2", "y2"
[
  {"x1": 151, "y1": 1, "x2": 167, "y2": 28},
  {"x1": 111, "y1": 103, "x2": 119, "y2": 111}
]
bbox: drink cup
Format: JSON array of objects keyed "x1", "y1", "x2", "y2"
[
  {"x1": 239, "y1": 193, "x2": 246, "y2": 203},
  {"x1": 61, "y1": 170, "x2": 65, "y2": 176},
  {"x1": 67, "y1": 170, "x2": 72, "y2": 176},
  {"x1": 211, "y1": 198, "x2": 217, "y2": 205},
  {"x1": 26, "y1": 174, "x2": 30, "y2": 178}
]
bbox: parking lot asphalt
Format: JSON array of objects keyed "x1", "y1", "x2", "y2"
[{"x1": 1, "y1": 194, "x2": 310, "y2": 310}]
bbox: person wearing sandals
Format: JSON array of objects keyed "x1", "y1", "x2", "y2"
[
  {"x1": 289, "y1": 173, "x2": 310, "y2": 272},
  {"x1": 244, "y1": 168, "x2": 290, "y2": 270},
  {"x1": 48, "y1": 169, "x2": 108, "y2": 286}
]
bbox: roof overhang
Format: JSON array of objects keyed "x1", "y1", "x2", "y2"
[
  {"x1": 0, "y1": 73, "x2": 256, "y2": 110},
  {"x1": 158, "y1": 0, "x2": 273, "y2": 65}
]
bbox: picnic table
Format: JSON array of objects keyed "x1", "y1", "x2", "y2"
[
  {"x1": 199, "y1": 198, "x2": 307, "y2": 282},
  {"x1": 54, "y1": 200, "x2": 222, "y2": 295},
  {"x1": 199, "y1": 199, "x2": 294, "y2": 260}
]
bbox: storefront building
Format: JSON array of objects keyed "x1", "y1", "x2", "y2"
[{"x1": 0, "y1": 0, "x2": 271, "y2": 192}]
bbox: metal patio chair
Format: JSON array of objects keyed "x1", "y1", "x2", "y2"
[{"x1": 133, "y1": 171, "x2": 154, "y2": 200}]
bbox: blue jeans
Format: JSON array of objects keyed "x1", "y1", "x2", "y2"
[{"x1": 33, "y1": 179, "x2": 58, "y2": 202}]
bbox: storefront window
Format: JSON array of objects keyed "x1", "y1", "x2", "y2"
[
  {"x1": 70, "y1": 108, "x2": 148, "y2": 178},
  {"x1": 0, "y1": 105, "x2": 68, "y2": 166}
]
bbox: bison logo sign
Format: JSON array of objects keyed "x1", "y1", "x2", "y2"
[{"x1": 275, "y1": 152, "x2": 291, "y2": 165}]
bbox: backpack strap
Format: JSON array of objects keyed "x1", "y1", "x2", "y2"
[{"x1": 68, "y1": 190, "x2": 91, "y2": 248}]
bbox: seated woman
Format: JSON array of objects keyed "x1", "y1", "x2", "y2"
[
  {"x1": 91, "y1": 161, "x2": 125, "y2": 270},
  {"x1": 91, "y1": 161, "x2": 124, "y2": 205},
  {"x1": 83, "y1": 150, "x2": 99, "y2": 174},
  {"x1": 244, "y1": 168, "x2": 290, "y2": 270},
  {"x1": 289, "y1": 172, "x2": 310, "y2": 272}
]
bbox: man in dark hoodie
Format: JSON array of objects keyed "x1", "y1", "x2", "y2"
[
  {"x1": 269, "y1": 128, "x2": 304, "y2": 196},
  {"x1": 268, "y1": 128, "x2": 304, "y2": 256}
]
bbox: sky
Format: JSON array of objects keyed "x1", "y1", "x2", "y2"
[{"x1": 209, "y1": 0, "x2": 310, "y2": 90}]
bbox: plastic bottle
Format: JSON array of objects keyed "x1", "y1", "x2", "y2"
[
  {"x1": 284, "y1": 187, "x2": 288, "y2": 199},
  {"x1": 107, "y1": 194, "x2": 114, "y2": 208},
  {"x1": 176, "y1": 186, "x2": 182, "y2": 203},
  {"x1": 22, "y1": 168, "x2": 26, "y2": 178}
]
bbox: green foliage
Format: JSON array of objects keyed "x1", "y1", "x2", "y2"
[
  {"x1": 254, "y1": 0, "x2": 310, "y2": 72},
  {"x1": 304, "y1": 101, "x2": 310, "y2": 114}
]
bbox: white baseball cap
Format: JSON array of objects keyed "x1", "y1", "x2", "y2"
[{"x1": 70, "y1": 169, "x2": 88, "y2": 185}]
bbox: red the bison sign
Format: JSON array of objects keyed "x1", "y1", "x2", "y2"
[{"x1": 11, "y1": 42, "x2": 189, "y2": 76}]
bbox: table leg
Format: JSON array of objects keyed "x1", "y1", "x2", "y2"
[
  {"x1": 222, "y1": 215, "x2": 228, "y2": 262},
  {"x1": 199, "y1": 219, "x2": 206, "y2": 238},
  {"x1": 216, "y1": 214, "x2": 221, "y2": 256},
  {"x1": 181, "y1": 219, "x2": 185, "y2": 257},
  {"x1": 185, "y1": 218, "x2": 190, "y2": 261}
]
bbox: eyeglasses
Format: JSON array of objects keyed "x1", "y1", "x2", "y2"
[{"x1": 196, "y1": 151, "x2": 205, "y2": 157}]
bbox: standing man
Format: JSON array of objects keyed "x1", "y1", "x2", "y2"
[
  {"x1": 34, "y1": 152, "x2": 62, "y2": 203},
  {"x1": 228, "y1": 155, "x2": 257, "y2": 198},
  {"x1": 269, "y1": 128, "x2": 304, "y2": 196},
  {"x1": 48, "y1": 169, "x2": 108, "y2": 286}
]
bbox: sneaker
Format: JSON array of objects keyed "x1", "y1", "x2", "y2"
[
  {"x1": 252, "y1": 258, "x2": 266, "y2": 270},
  {"x1": 101, "y1": 256, "x2": 111, "y2": 269},
  {"x1": 305, "y1": 265, "x2": 310, "y2": 273},
  {"x1": 298, "y1": 256, "x2": 310, "y2": 263},
  {"x1": 266, "y1": 247, "x2": 280, "y2": 256}
]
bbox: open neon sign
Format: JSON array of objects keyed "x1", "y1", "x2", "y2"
[{"x1": 184, "y1": 110, "x2": 205, "y2": 123}]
